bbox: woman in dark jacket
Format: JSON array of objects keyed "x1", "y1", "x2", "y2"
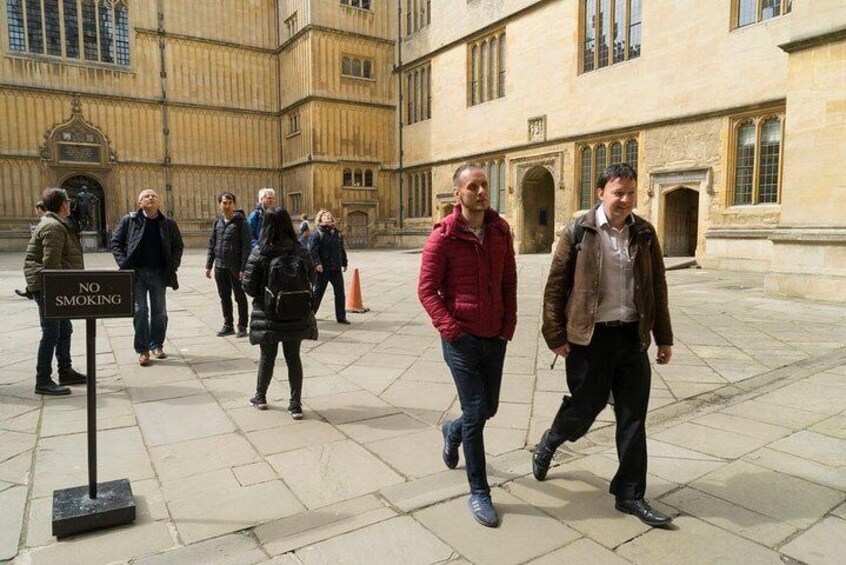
[
  {"x1": 242, "y1": 207, "x2": 317, "y2": 419},
  {"x1": 205, "y1": 192, "x2": 252, "y2": 337}
]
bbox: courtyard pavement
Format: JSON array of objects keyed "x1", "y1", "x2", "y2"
[{"x1": 0, "y1": 249, "x2": 844, "y2": 565}]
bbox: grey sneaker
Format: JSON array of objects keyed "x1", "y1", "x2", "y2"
[
  {"x1": 441, "y1": 420, "x2": 459, "y2": 469},
  {"x1": 468, "y1": 493, "x2": 498, "y2": 527}
]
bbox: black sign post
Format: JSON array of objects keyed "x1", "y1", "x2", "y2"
[{"x1": 42, "y1": 270, "x2": 136, "y2": 538}]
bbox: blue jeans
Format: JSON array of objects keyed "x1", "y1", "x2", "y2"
[
  {"x1": 34, "y1": 292, "x2": 73, "y2": 383},
  {"x1": 313, "y1": 269, "x2": 346, "y2": 321},
  {"x1": 442, "y1": 333, "x2": 507, "y2": 495},
  {"x1": 134, "y1": 268, "x2": 168, "y2": 353}
]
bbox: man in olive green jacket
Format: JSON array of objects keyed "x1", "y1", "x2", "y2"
[{"x1": 24, "y1": 188, "x2": 87, "y2": 395}]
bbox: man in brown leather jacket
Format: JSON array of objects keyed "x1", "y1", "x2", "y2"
[{"x1": 533, "y1": 163, "x2": 674, "y2": 528}]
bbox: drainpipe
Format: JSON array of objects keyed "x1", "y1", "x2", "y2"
[{"x1": 397, "y1": 0, "x2": 404, "y2": 229}]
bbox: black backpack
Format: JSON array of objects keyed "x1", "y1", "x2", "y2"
[{"x1": 264, "y1": 249, "x2": 312, "y2": 321}]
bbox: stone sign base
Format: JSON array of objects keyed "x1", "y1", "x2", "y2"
[{"x1": 52, "y1": 479, "x2": 136, "y2": 539}]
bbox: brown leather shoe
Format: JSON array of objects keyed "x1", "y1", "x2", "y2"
[
  {"x1": 152, "y1": 348, "x2": 167, "y2": 359},
  {"x1": 138, "y1": 352, "x2": 151, "y2": 366}
]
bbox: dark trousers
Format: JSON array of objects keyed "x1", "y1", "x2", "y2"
[
  {"x1": 134, "y1": 268, "x2": 168, "y2": 354},
  {"x1": 313, "y1": 269, "x2": 346, "y2": 321},
  {"x1": 546, "y1": 322, "x2": 651, "y2": 499},
  {"x1": 214, "y1": 267, "x2": 248, "y2": 328},
  {"x1": 34, "y1": 293, "x2": 73, "y2": 382},
  {"x1": 256, "y1": 340, "x2": 303, "y2": 406},
  {"x1": 442, "y1": 334, "x2": 507, "y2": 495}
]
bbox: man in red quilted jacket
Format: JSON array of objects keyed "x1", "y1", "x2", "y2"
[{"x1": 418, "y1": 164, "x2": 517, "y2": 527}]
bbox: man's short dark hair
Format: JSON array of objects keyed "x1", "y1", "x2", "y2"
[
  {"x1": 597, "y1": 163, "x2": 637, "y2": 189},
  {"x1": 217, "y1": 191, "x2": 236, "y2": 203},
  {"x1": 453, "y1": 164, "x2": 484, "y2": 186},
  {"x1": 41, "y1": 188, "x2": 68, "y2": 213},
  {"x1": 35, "y1": 201, "x2": 46, "y2": 212}
]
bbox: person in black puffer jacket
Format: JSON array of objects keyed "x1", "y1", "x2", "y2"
[
  {"x1": 205, "y1": 192, "x2": 252, "y2": 338},
  {"x1": 242, "y1": 207, "x2": 317, "y2": 419}
]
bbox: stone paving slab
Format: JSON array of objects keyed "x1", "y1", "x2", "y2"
[
  {"x1": 690, "y1": 459, "x2": 845, "y2": 529},
  {"x1": 132, "y1": 531, "x2": 268, "y2": 565},
  {"x1": 266, "y1": 440, "x2": 404, "y2": 509},
  {"x1": 661, "y1": 487, "x2": 798, "y2": 547},
  {"x1": 616, "y1": 515, "x2": 784, "y2": 565},
  {"x1": 293, "y1": 516, "x2": 454, "y2": 565},
  {"x1": 256, "y1": 495, "x2": 396, "y2": 557},
  {"x1": 527, "y1": 538, "x2": 632, "y2": 565},
  {"x1": 414, "y1": 488, "x2": 580, "y2": 565},
  {"x1": 161, "y1": 468, "x2": 304, "y2": 544},
  {"x1": 0, "y1": 485, "x2": 26, "y2": 560},
  {"x1": 779, "y1": 516, "x2": 846, "y2": 565}
]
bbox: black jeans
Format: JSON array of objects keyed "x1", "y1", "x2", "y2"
[
  {"x1": 256, "y1": 340, "x2": 303, "y2": 406},
  {"x1": 546, "y1": 322, "x2": 651, "y2": 499},
  {"x1": 214, "y1": 267, "x2": 248, "y2": 328},
  {"x1": 313, "y1": 269, "x2": 346, "y2": 321},
  {"x1": 34, "y1": 292, "x2": 73, "y2": 383},
  {"x1": 442, "y1": 333, "x2": 507, "y2": 495}
]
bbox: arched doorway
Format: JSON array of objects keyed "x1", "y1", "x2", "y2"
[
  {"x1": 61, "y1": 175, "x2": 107, "y2": 249},
  {"x1": 346, "y1": 211, "x2": 369, "y2": 249},
  {"x1": 520, "y1": 166, "x2": 555, "y2": 253},
  {"x1": 663, "y1": 187, "x2": 698, "y2": 256}
]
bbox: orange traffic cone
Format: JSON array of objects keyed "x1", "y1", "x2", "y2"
[{"x1": 346, "y1": 268, "x2": 370, "y2": 313}]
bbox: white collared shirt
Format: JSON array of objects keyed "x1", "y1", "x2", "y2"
[{"x1": 595, "y1": 205, "x2": 638, "y2": 323}]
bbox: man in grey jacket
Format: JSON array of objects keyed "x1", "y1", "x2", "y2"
[{"x1": 23, "y1": 188, "x2": 87, "y2": 395}]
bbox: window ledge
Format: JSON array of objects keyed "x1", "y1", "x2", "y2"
[
  {"x1": 5, "y1": 51, "x2": 133, "y2": 73},
  {"x1": 341, "y1": 74, "x2": 376, "y2": 82},
  {"x1": 731, "y1": 13, "x2": 792, "y2": 33},
  {"x1": 579, "y1": 56, "x2": 640, "y2": 77},
  {"x1": 342, "y1": 185, "x2": 377, "y2": 190},
  {"x1": 468, "y1": 95, "x2": 505, "y2": 108},
  {"x1": 724, "y1": 203, "x2": 781, "y2": 214},
  {"x1": 340, "y1": 5, "x2": 373, "y2": 14}
]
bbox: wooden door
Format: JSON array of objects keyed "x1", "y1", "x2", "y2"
[
  {"x1": 664, "y1": 187, "x2": 698, "y2": 256},
  {"x1": 346, "y1": 211, "x2": 369, "y2": 249}
]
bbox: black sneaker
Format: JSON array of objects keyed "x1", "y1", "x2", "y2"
[
  {"x1": 337, "y1": 319, "x2": 351, "y2": 325},
  {"x1": 236, "y1": 326, "x2": 247, "y2": 338},
  {"x1": 35, "y1": 379, "x2": 71, "y2": 396},
  {"x1": 249, "y1": 395, "x2": 268, "y2": 410},
  {"x1": 532, "y1": 430, "x2": 555, "y2": 481},
  {"x1": 58, "y1": 368, "x2": 87, "y2": 386},
  {"x1": 288, "y1": 404, "x2": 303, "y2": 420},
  {"x1": 217, "y1": 325, "x2": 235, "y2": 337}
]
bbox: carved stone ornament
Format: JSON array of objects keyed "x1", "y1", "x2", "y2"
[
  {"x1": 39, "y1": 96, "x2": 117, "y2": 166},
  {"x1": 528, "y1": 116, "x2": 546, "y2": 142}
]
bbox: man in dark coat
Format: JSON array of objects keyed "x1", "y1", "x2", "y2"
[
  {"x1": 308, "y1": 210, "x2": 350, "y2": 324},
  {"x1": 109, "y1": 189, "x2": 184, "y2": 366},
  {"x1": 205, "y1": 191, "x2": 252, "y2": 337},
  {"x1": 23, "y1": 188, "x2": 87, "y2": 395},
  {"x1": 533, "y1": 163, "x2": 673, "y2": 528}
]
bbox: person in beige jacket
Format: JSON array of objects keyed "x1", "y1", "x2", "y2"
[{"x1": 24, "y1": 188, "x2": 87, "y2": 395}]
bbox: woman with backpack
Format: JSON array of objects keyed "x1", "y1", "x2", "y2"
[{"x1": 242, "y1": 207, "x2": 317, "y2": 419}]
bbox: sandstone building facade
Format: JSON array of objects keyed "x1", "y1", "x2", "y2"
[{"x1": 1, "y1": 0, "x2": 844, "y2": 300}]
